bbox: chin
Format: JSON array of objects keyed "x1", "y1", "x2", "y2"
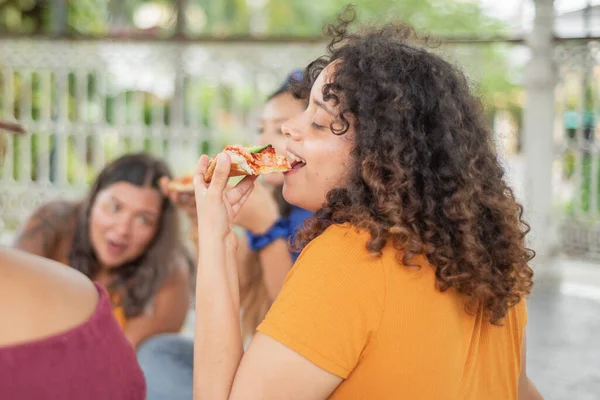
[
  {"x1": 282, "y1": 184, "x2": 319, "y2": 212},
  {"x1": 282, "y1": 183, "x2": 299, "y2": 206}
]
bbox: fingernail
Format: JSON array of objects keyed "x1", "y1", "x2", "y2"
[{"x1": 218, "y1": 152, "x2": 228, "y2": 163}]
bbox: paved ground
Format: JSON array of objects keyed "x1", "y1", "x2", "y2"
[{"x1": 527, "y1": 256, "x2": 600, "y2": 400}]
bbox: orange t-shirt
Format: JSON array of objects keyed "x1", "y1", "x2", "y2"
[
  {"x1": 257, "y1": 224, "x2": 527, "y2": 400},
  {"x1": 111, "y1": 298, "x2": 127, "y2": 329}
]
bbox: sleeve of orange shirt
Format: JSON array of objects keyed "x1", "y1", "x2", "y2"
[{"x1": 256, "y1": 224, "x2": 386, "y2": 379}]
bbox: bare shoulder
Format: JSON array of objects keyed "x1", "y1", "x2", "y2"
[
  {"x1": 0, "y1": 247, "x2": 98, "y2": 347},
  {"x1": 23, "y1": 200, "x2": 77, "y2": 228}
]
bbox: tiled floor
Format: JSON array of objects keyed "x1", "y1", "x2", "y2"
[{"x1": 527, "y1": 256, "x2": 600, "y2": 400}]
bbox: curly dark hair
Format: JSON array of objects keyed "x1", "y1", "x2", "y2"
[
  {"x1": 293, "y1": 8, "x2": 534, "y2": 325},
  {"x1": 69, "y1": 153, "x2": 186, "y2": 318}
]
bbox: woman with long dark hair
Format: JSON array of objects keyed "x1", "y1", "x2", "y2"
[
  {"x1": 15, "y1": 153, "x2": 191, "y2": 349},
  {"x1": 192, "y1": 9, "x2": 542, "y2": 400}
]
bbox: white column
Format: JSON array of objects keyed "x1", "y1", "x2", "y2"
[{"x1": 522, "y1": 0, "x2": 556, "y2": 259}]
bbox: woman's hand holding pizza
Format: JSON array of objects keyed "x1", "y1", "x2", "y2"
[
  {"x1": 162, "y1": 144, "x2": 288, "y2": 236},
  {"x1": 193, "y1": 153, "x2": 257, "y2": 246}
]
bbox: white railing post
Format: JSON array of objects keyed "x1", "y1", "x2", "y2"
[{"x1": 523, "y1": 0, "x2": 557, "y2": 259}]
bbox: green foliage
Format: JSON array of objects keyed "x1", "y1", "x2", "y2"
[
  {"x1": 264, "y1": 0, "x2": 506, "y2": 37},
  {"x1": 0, "y1": 0, "x2": 45, "y2": 33},
  {"x1": 68, "y1": 0, "x2": 109, "y2": 35},
  {"x1": 0, "y1": 0, "x2": 509, "y2": 37},
  {"x1": 562, "y1": 150, "x2": 600, "y2": 215}
]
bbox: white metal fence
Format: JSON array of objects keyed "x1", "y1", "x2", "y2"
[
  {"x1": 1, "y1": 37, "x2": 599, "y2": 259},
  {"x1": 554, "y1": 41, "x2": 600, "y2": 259},
  {"x1": 0, "y1": 38, "x2": 322, "y2": 240}
]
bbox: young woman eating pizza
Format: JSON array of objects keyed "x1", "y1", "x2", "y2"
[{"x1": 191, "y1": 10, "x2": 543, "y2": 400}]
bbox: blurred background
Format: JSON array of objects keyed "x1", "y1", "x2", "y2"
[{"x1": 0, "y1": 0, "x2": 598, "y2": 398}]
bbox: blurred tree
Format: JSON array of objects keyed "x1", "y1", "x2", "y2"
[
  {"x1": 261, "y1": 0, "x2": 506, "y2": 37},
  {"x1": 0, "y1": 1, "x2": 511, "y2": 38},
  {"x1": 0, "y1": 0, "x2": 48, "y2": 34}
]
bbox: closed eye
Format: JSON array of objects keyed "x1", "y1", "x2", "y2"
[{"x1": 311, "y1": 122, "x2": 325, "y2": 130}]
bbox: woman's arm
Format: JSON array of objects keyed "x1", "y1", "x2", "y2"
[
  {"x1": 192, "y1": 155, "x2": 342, "y2": 400},
  {"x1": 234, "y1": 182, "x2": 294, "y2": 300},
  {"x1": 123, "y1": 258, "x2": 191, "y2": 349},
  {"x1": 13, "y1": 201, "x2": 74, "y2": 258},
  {"x1": 518, "y1": 333, "x2": 544, "y2": 400},
  {"x1": 195, "y1": 231, "x2": 244, "y2": 398},
  {"x1": 255, "y1": 240, "x2": 293, "y2": 301},
  {"x1": 196, "y1": 231, "x2": 343, "y2": 400},
  {"x1": 193, "y1": 155, "x2": 247, "y2": 399}
]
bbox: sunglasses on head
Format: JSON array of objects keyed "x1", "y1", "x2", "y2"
[{"x1": 277, "y1": 69, "x2": 303, "y2": 92}]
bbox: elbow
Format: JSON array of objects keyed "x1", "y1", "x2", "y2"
[{"x1": 519, "y1": 376, "x2": 544, "y2": 400}]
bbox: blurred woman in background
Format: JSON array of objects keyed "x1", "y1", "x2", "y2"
[{"x1": 15, "y1": 153, "x2": 192, "y2": 349}]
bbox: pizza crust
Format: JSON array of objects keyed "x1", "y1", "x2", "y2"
[{"x1": 204, "y1": 152, "x2": 256, "y2": 183}]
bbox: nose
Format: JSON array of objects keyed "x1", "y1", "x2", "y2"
[
  {"x1": 281, "y1": 114, "x2": 302, "y2": 141},
  {"x1": 113, "y1": 215, "x2": 133, "y2": 238}
]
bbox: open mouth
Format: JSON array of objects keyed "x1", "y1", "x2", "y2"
[
  {"x1": 107, "y1": 239, "x2": 127, "y2": 254},
  {"x1": 287, "y1": 151, "x2": 306, "y2": 170}
]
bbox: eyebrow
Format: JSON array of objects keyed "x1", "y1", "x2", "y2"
[
  {"x1": 109, "y1": 195, "x2": 158, "y2": 217},
  {"x1": 313, "y1": 98, "x2": 333, "y2": 115}
]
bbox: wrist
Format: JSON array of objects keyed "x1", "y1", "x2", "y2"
[
  {"x1": 246, "y1": 218, "x2": 289, "y2": 253},
  {"x1": 248, "y1": 214, "x2": 280, "y2": 235}
]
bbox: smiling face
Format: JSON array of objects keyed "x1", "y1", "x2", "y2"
[
  {"x1": 258, "y1": 92, "x2": 306, "y2": 186},
  {"x1": 89, "y1": 181, "x2": 163, "y2": 269},
  {"x1": 281, "y1": 64, "x2": 355, "y2": 212}
]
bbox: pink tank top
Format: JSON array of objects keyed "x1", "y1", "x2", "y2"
[{"x1": 0, "y1": 283, "x2": 146, "y2": 399}]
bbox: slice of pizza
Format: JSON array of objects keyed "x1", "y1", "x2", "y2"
[
  {"x1": 204, "y1": 144, "x2": 291, "y2": 183},
  {"x1": 167, "y1": 145, "x2": 291, "y2": 192},
  {"x1": 166, "y1": 174, "x2": 195, "y2": 193}
]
